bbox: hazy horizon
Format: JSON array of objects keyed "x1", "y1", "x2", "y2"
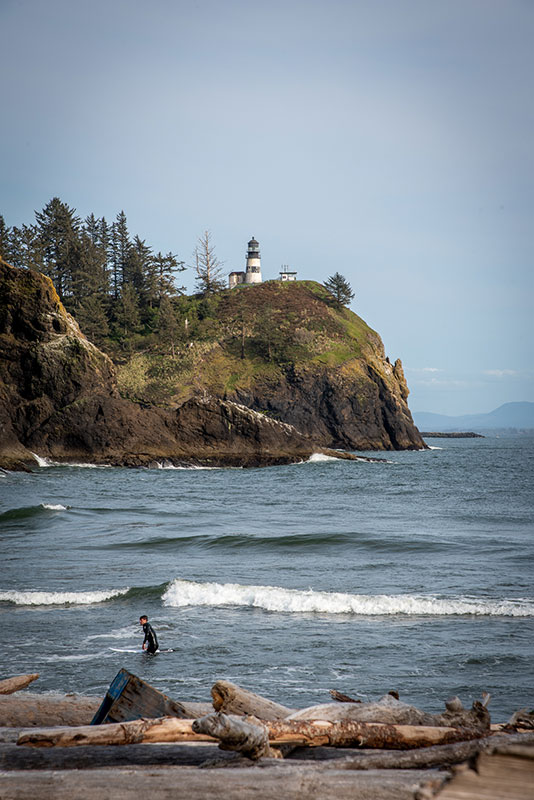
[{"x1": 2, "y1": 0, "x2": 532, "y2": 415}]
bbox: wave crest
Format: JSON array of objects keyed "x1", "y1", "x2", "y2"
[
  {"x1": 0, "y1": 589, "x2": 129, "y2": 606},
  {"x1": 162, "y1": 579, "x2": 534, "y2": 617}
]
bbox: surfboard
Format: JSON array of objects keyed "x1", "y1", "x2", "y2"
[{"x1": 109, "y1": 647, "x2": 175, "y2": 653}]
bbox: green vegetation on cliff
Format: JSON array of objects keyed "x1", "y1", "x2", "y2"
[{"x1": 114, "y1": 280, "x2": 382, "y2": 407}]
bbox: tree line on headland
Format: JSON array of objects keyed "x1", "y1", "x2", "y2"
[{"x1": 0, "y1": 198, "x2": 355, "y2": 361}]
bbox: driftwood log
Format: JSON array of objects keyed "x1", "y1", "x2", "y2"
[
  {"x1": 211, "y1": 680, "x2": 294, "y2": 719},
  {"x1": 0, "y1": 694, "x2": 101, "y2": 727},
  {"x1": 0, "y1": 674, "x2": 39, "y2": 695},
  {"x1": 18, "y1": 712, "x2": 488, "y2": 756}
]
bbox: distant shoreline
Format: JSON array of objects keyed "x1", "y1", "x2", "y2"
[{"x1": 420, "y1": 432, "x2": 485, "y2": 438}]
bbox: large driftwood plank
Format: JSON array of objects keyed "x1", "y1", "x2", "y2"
[
  {"x1": 0, "y1": 694, "x2": 101, "y2": 727},
  {"x1": 0, "y1": 674, "x2": 39, "y2": 695},
  {"x1": 0, "y1": 765, "x2": 446, "y2": 800},
  {"x1": 211, "y1": 680, "x2": 294, "y2": 719}
]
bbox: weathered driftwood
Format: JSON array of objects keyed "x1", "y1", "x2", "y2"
[
  {"x1": 19, "y1": 712, "x2": 488, "y2": 755},
  {"x1": 0, "y1": 693, "x2": 101, "y2": 727},
  {"x1": 288, "y1": 695, "x2": 490, "y2": 734},
  {"x1": 0, "y1": 741, "x2": 230, "y2": 770},
  {"x1": 18, "y1": 717, "x2": 214, "y2": 748},
  {"x1": 504, "y1": 708, "x2": 534, "y2": 731},
  {"x1": 0, "y1": 764, "x2": 445, "y2": 800},
  {"x1": 192, "y1": 713, "x2": 271, "y2": 760},
  {"x1": 0, "y1": 674, "x2": 40, "y2": 695},
  {"x1": 435, "y1": 741, "x2": 534, "y2": 800},
  {"x1": 330, "y1": 690, "x2": 361, "y2": 703},
  {"x1": 211, "y1": 680, "x2": 294, "y2": 720},
  {"x1": 288, "y1": 696, "x2": 438, "y2": 725}
]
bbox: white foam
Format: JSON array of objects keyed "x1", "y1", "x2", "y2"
[
  {"x1": 31, "y1": 453, "x2": 53, "y2": 467},
  {"x1": 31, "y1": 454, "x2": 110, "y2": 468},
  {"x1": 307, "y1": 453, "x2": 340, "y2": 463},
  {"x1": 162, "y1": 579, "x2": 534, "y2": 618},
  {"x1": 0, "y1": 588, "x2": 129, "y2": 606},
  {"x1": 427, "y1": 445, "x2": 443, "y2": 450},
  {"x1": 154, "y1": 462, "x2": 220, "y2": 470},
  {"x1": 41, "y1": 503, "x2": 68, "y2": 511}
]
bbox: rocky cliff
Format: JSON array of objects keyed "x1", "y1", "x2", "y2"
[
  {"x1": 117, "y1": 281, "x2": 425, "y2": 451},
  {"x1": 0, "y1": 260, "x2": 351, "y2": 470}
]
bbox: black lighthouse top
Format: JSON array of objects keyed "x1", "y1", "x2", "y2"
[{"x1": 247, "y1": 237, "x2": 260, "y2": 255}]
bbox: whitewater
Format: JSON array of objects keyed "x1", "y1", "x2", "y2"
[{"x1": 1, "y1": 434, "x2": 533, "y2": 718}]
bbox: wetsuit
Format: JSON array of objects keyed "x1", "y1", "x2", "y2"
[{"x1": 142, "y1": 622, "x2": 159, "y2": 654}]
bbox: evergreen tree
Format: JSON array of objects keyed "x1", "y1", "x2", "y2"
[
  {"x1": 157, "y1": 293, "x2": 179, "y2": 357},
  {"x1": 20, "y1": 224, "x2": 44, "y2": 272},
  {"x1": 115, "y1": 283, "x2": 141, "y2": 344},
  {"x1": 0, "y1": 216, "x2": 10, "y2": 262},
  {"x1": 6, "y1": 226, "x2": 24, "y2": 268},
  {"x1": 152, "y1": 251, "x2": 186, "y2": 303},
  {"x1": 76, "y1": 294, "x2": 110, "y2": 344},
  {"x1": 35, "y1": 197, "x2": 81, "y2": 299},
  {"x1": 193, "y1": 230, "x2": 226, "y2": 294},
  {"x1": 324, "y1": 272, "x2": 355, "y2": 307}
]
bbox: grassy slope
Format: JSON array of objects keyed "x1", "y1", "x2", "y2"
[{"x1": 116, "y1": 280, "x2": 386, "y2": 407}]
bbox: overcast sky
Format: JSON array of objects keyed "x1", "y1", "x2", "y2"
[{"x1": 1, "y1": 0, "x2": 532, "y2": 414}]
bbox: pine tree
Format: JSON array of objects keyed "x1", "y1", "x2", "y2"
[
  {"x1": 157, "y1": 294, "x2": 179, "y2": 357},
  {"x1": 0, "y1": 216, "x2": 10, "y2": 262},
  {"x1": 115, "y1": 283, "x2": 141, "y2": 345},
  {"x1": 324, "y1": 272, "x2": 355, "y2": 307},
  {"x1": 20, "y1": 224, "x2": 44, "y2": 272},
  {"x1": 76, "y1": 294, "x2": 110, "y2": 344},
  {"x1": 193, "y1": 230, "x2": 226, "y2": 294},
  {"x1": 152, "y1": 251, "x2": 186, "y2": 304},
  {"x1": 34, "y1": 197, "x2": 81, "y2": 299}
]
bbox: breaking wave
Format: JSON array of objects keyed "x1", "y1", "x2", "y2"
[
  {"x1": 0, "y1": 588, "x2": 129, "y2": 606},
  {"x1": 161, "y1": 579, "x2": 534, "y2": 617},
  {"x1": 31, "y1": 453, "x2": 110, "y2": 468}
]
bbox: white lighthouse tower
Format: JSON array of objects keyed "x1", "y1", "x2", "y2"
[{"x1": 244, "y1": 236, "x2": 262, "y2": 284}]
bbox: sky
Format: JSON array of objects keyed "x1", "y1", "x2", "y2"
[{"x1": 1, "y1": 0, "x2": 532, "y2": 415}]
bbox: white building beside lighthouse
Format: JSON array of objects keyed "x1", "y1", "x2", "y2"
[{"x1": 229, "y1": 236, "x2": 263, "y2": 288}]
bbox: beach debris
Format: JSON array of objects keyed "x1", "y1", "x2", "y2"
[
  {"x1": 17, "y1": 712, "x2": 488, "y2": 755},
  {"x1": 0, "y1": 693, "x2": 100, "y2": 727},
  {"x1": 211, "y1": 679, "x2": 295, "y2": 720},
  {"x1": 91, "y1": 668, "x2": 212, "y2": 724},
  {"x1": 329, "y1": 689, "x2": 361, "y2": 703},
  {"x1": 0, "y1": 674, "x2": 39, "y2": 695},
  {"x1": 504, "y1": 708, "x2": 534, "y2": 731},
  {"x1": 192, "y1": 713, "x2": 272, "y2": 760}
]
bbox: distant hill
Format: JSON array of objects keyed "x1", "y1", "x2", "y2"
[{"x1": 413, "y1": 402, "x2": 534, "y2": 432}]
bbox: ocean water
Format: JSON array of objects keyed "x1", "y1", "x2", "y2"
[{"x1": 0, "y1": 436, "x2": 533, "y2": 721}]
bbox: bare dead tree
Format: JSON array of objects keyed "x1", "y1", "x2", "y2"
[{"x1": 193, "y1": 230, "x2": 226, "y2": 294}]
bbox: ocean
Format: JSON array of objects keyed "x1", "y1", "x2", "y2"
[{"x1": 1, "y1": 435, "x2": 533, "y2": 721}]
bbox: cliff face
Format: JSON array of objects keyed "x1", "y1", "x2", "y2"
[
  {"x1": 231, "y1": 355, "x2": 419, "y2": 451},
  {"x1": 0, "y1": 261, "x2": 338, "y2": 469},
  {"x1": 117, "y1": 281, "x2": 424, "y2": 451},
  {"x1": 0, "y1": 262, "x2": 424, "y2": 469}
]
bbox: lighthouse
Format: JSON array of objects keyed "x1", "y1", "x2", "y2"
[{"x1": 245, "y1": 237, "x2": 262, "y2": 284}]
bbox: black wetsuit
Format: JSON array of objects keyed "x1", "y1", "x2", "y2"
[{"x1": 142, "y1": 622, "x2": 159, "y2": 654}]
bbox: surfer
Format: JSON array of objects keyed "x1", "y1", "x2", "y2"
[{"x1": 139, "y1": 615, "x2": 159, "y2": 654}]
